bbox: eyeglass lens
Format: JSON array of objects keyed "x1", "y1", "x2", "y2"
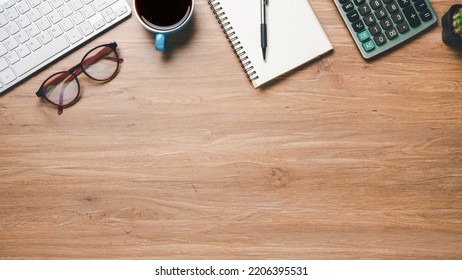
[
  {"x1": 82, "y1": 45, "x2": 119, "y2": 81},
  {"x1": 42, "y1": 72, "x2": 79, "y2": 107}
]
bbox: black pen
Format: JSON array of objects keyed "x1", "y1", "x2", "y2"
[{"x1": 260, "y1": 0, "x2": 268, "y2": 61}]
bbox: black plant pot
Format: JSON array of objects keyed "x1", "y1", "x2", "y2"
[{"x1": 442, "y1": 4, "x2": 462, "y2": 47}]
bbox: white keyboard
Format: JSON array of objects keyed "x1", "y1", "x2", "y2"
[{"x1": 0, "y1": 0, "x2": 131, "y2": 94}]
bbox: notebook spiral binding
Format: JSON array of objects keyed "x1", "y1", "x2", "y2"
[{"x1": 208, "y1": 0, "x2": 259, "y2": 82}]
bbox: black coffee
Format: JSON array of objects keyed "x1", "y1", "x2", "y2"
[{"x1": 135, "y1": 0, "x2": 192, "y2": 31}]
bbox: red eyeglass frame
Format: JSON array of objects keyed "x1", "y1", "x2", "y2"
[{"x1": 36, "y1": 42, "x2": 124, "y2": 114}]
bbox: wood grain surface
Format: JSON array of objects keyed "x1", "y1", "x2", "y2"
[{"x1": 1, "y1": 0, "x2": 461, "y2": 259}]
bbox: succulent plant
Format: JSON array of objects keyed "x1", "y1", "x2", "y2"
[{"x1": 452, "y1": 8, "x2": 462, "y2": 36}]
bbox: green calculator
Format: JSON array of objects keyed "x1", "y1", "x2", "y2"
[{"x1": 334, "y1": 0, "x2": 437, "y2": 59}]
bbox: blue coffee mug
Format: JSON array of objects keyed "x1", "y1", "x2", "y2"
[{"x1": 133, "y1": 0, "x2": 194, "y2": 52}]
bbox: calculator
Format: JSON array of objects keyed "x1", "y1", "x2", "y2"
[{"x1": 334, "y1": 0, "x2": 437, "y2": 59}]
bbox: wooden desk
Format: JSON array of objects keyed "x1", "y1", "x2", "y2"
[{"x1": 1, "y1": 0, "x2": 461, "y2": 259}]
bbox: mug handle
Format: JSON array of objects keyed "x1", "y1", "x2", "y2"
[{"x1": 155, "y1": 33, "x2": 166, "y2": 52}]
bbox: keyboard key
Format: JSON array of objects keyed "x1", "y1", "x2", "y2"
[
  {"x1": 94, "y1": 0, "x2": 118, "y2": 12},
  {"x1": 0, "y1": 14, "x2": 8, "y2": 27},
  {"x1": 49, "y1": 10, "x2": 63, "y2": 24},
  {"x1": 27, "y1": 0, "x2": 41, "y2": 8},
  {"x1": 116, "y1": 6, "x2": 128, "y2": 16},
  {"x1": 16, "y1": 1, "x2": 31, "y2": 14},
  {"x1": 0, "y1": 68, "x2": 17, "y2": 85},
  {"x1": 26, "y1": 37, "x2": 41, "y2": 51},
  {"x1": 15, "y1": 30, "x2": 30, "y2": 44},
  {"x1": 38, "y1": 31, "x2": 53, "y2": 45},
  {"x1": 70, "y1": 0, "x2": 84, "y2": 11},
  {"x1": 3, "y1": 0, "x2": 16, "y2": 9},
  {"x1": 28, "y1": 9, "x2": 42, "y2": 22},
  {"x1": 105, "y1": 13, "x2": 117, "y2": 23},
  {"x1": 71, "y1": 11, "x2": 85, "y2": 25},
  {"x1": 66, "y1": 27, "x2": 83, "y2": 44},
  {"x1": 0, "y1": 44, "x2": 7, "y2": 56},
  {"x1": 60, "y1": 4, "x2": 73, "y2": 18},
  {"x1": 0, "y1": 57, "x2": 8, "y2": 71},
  {"x1": 6, "y1": 7, "x2": 20, "y2": 21},
  {"x1": 93, "y1": 19, "x2": 105, "y2": 30},
  {"x1": 7, "y1": 22, "x2": 21, "y2": 35},
  {"x1": 16, "y1": 45, "x2": 31, "y2": 58},
  {"x1": 39, "y1": 2, "x2": 53, "y2": 16},
  {"x1": 18, "y1": 15, "x2": 32, "y2": 28},
  {"x1": 79, "y1": 21, "x2": 94, "y2": 36},
  {"x1": 38, "y1": 17, "x2": 52, "y2": 31},
  {"x1": 403, "y1": 6, "x2": 421, "y2": 27},
  {"x1": 61, "y1": 18, "x2": 74, "y2": 31},
  {"x1": 51, "y1": 0, "x2": 65, "y2": 9},
  {"x1": 0, "y1": 29, "x2": 9, "y2": 42},
  {"x1": 82, "y1": 5, "x2": 96, "y2": 18},
  {"x1": 26, "y1": 23, "x2": 41, "y2": 37},
  {"x1": 12, "y1": 35, "x2": 69, "y2": 77},
  {"x1": 50, "y1": 25, "x2": 64, "y2": 38},
  {"x1": 5, "y1": 37, "x2": 19, "y2": 51},
  {"x1": 6, "y1": 50, "x2": 20, "y2": 64}
]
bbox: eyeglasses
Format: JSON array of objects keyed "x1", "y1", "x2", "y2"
[{"x1": 36, "y1": 42, "x2": 123, "y2": 115}]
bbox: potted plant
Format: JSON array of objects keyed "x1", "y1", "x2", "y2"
[{"x1": 442, "y1": 4, "x2": 462, "y2": 47}]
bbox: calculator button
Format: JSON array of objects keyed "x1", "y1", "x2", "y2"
[
  {"x1": 386, "y1": 2, "x2": 399, "y2": 14},
  {"x1": 364, "y1": 13, "x2": 377, "y2": 26},
  {"x1": 352, "y1": 19, "x2": 365, "y2": 32},
  {"x1": 358, "y1": 3, "x2": 371, "y2": 16},
  {"x1": 380, "y1": 17, "x2": 393, "y2": 30},
  {"x1": 354, "y1": 0, "x2": 366, "y2": 6},
  {"x1": 403, "y1": 6, "x2": 421, "y2": 27},
  {"x1": 362, "y1": 40, "x2": 376, "y2": 52},
  {"x1": 338, "y1": 0, "x2": 349, "y2": 4},
  {"x1": 383, "y1": 0, "x2": 393, "y2": 3},
  {"x1": 396, "y1": 21, "x2": 410, "y2": 33},
  {"x1": 375, "y1": 7, "x2": 388, "y2": 20},
  {"x1": 343, "y1": 2, "x2": 355, "y2": 13},
  {"x1": 391, "y1": 11, "x2": 405, "y2": 23},
  {"x1": 370, "y1": 0, "x2": 382, "y2": 10},
  {"x1": 369, "y1": 24, "x2": 382, "y2": 36},
  {"x1": 397, "y1": 0, "x2": 411, "y2": 8},
  {"x1": 374, "y1": 33, "x2": 387, "y2": 45},
  {"x1": 357, "y1": 30, "x2": 371, "y2": 42},
  {"x1": 347, "y1": 10, "x2": 360, "y2": 22},
  {"x1": 420, "y1": 9, "x2": 433, "y2": 22},
  {"x1": 414, "y1": 0, "x2": 427, "y2": 12},
  {"x1": 385, "y1": 27, "x2": 399, "y2": 40}
]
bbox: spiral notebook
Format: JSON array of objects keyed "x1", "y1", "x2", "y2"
[{"x1": 208, "y1": 0, "x2": 333, "y2": 88}]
